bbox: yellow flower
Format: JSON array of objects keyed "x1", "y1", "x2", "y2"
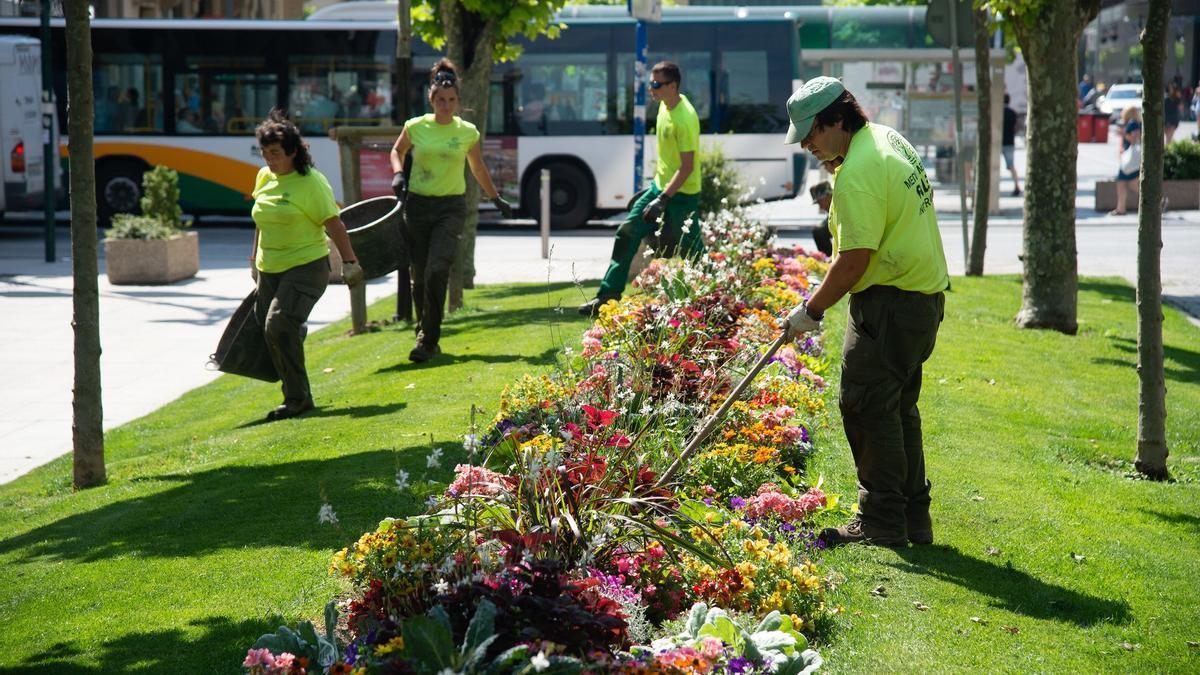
[
  {"x1": 374, "y1": 635, "x2": 405, "y2": 656},
  {"x1": 736, "y1": 561, "x2": 759, "y2": 578},
  {"x1": 777, "y1": 579, "x2": 793, "y2": 593}
]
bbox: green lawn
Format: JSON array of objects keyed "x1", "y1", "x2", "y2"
[{"x1": 0, "y1": 276, "x2": 1197, "y2": 673}]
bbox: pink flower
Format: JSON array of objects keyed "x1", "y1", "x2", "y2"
[
  {"x1": 446, "y1": 464, "x2": 506, "y2": 497},
  {"x1": 272, "y1": 653, "x2": 295, "y2": 671},
  {"x1": 242, "y1": 648, "x2": 274, "y2": 668},
  {"x1": 700, "y1": 636, "x2": 725, "y2": 659},
  {"x1": 744, "y1": 487, "x2": 827, "y2": 522}
]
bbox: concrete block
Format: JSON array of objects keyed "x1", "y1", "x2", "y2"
[
  {"x1": 105, "y1": 231, "x2": 199, "y2": 285},
  {"x1": 1095, "y1": 180, "x2": 1200, "y2": 211}
]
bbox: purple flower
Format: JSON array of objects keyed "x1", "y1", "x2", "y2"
[
  {"x1": 730, "y1": 496, "x2": 746, "y2": 509},
  {"x1": 800, "y1": 425, "x2": 810, "y2": 444},
  {"x1": 702, "y1": 498, "x2": 714, "y2": 506},
  {"x1": 727, "y1": 656, "x2": 756, "y2": 674},
  {"x1": 780, "y1": 522, "x2": 797, "y2": 533}
]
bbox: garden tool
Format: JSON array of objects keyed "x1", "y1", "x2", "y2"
[{"x1": 656, "y1": 330, "x2": 791, "y2": 488}]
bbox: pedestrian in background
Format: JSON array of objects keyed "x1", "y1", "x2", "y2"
[
  {"x1": 1164, "y1": 84, "x2": 1182, "y2": 144},
  {"x1": 578, "y1": 61, "x2": 704, "y2": 317},
  {"x1": 1112, "y1": 106, "x2": 1142, "y2": 216},
  {"x1": 808, "y1": 179, "x2": 833, "y2": 257},
  {"x1": 389, "y1": 58, "x2": 512, "y2": 363},
  {"x1": 250, "y1": 109, "x2": 362, "y2": 421},
  {"x1": 1002, "y1": 94, "x2": 1022, "y2": 197},
  {"x1": 780, "y1": 77, "x2": 950, "y2": 548}
]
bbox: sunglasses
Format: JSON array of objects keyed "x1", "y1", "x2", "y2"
[
  {"x1": 649, "y1": 79, "x2": 674, "y2": 90},
  {"x1": 433, "y1": 71, "x2": 457, "y2": 88}
]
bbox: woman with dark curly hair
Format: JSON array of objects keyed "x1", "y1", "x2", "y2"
[
  {"x1": 389, "y1": 58, "x2": 512, "y2": 363},
  {"x1": 250, "y1": 109, "x2": 363, "y2": 420}
]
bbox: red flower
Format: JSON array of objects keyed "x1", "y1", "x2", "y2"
[{"x1": 581, "y1": 404, "x2": 619, "y2": 429}]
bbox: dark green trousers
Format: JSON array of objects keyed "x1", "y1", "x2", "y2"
[
  {"x1": 256, "y1": 255, "x2": 329, "y2": 404},
  {"x1": 597, "y1": 186, "x2": 705, "y2": 299},
  {"x1": 403, "y1": 193, "x2": 465, "y2": 347},
  {"x1": 839, "y1": 285, "x2": 945, "y2": 536}
]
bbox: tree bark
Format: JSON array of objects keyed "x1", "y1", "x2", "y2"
[
  {"x1": 1008, "y1": 0, "x2": 1099, "y2": 334},
  {"x1": 1134, "y1": 0, "x2": 1171, "y2": 480},
  {"x1": 967, "y1": 5, "x2": 992, "y2": 276},
  {"x1": 441, "y1": 3, "x2": 497, "y2": 311},
  {"x1": 65, "y1": 0, "x2": 106, "y2": 489}
]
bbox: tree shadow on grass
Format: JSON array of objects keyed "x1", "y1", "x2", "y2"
[
  {"x1": 1140, "y1": 508, "x2": 1200, "y2": 534},
  {"x1": 888, "y1": 545, "x2": 1132, "y2": 627},
  {"x1": 1077, "y1": 278, "x2": 1136, "y2": 303},
  {"x1": 1093, "y1": 335, "x2": 1200, "y2": 384},
  {"x1": 439, "y1": 305, "x2": 591, "y2": 336},
  {"x1": 468, "y1": 280, "x2": 586, "y2": 300},
  {"x1": 235, "y1": 402, "x2": 409, "y2": 428},
  {"x1": 374, "y1": 347, "x2": 560, "y2": 374},
  {"x1": 3, "y1": 615, "x2": 277, "y2": 674},
  {"x1": 0, "y1": 448, "x2": 450, "y2": 564}
]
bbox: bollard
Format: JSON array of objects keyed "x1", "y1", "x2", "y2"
[
  {"x1": 350, "y1": 281, "x2": 367, "y2": 334},
  {"x1": 540, "y1": 169, "x2": 551, "y2": 259}
]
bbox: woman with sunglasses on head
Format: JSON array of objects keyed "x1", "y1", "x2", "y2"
[
  {"x1": 250, "y1": 109, "x2": 363, "y2": 420},
  {"x1": 389, "y1": 58, "x2": 513, "y2": 363}
]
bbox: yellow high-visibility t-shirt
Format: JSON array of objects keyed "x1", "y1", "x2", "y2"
[
  {"x1": 251, "y1": 167, "x2": 339, "y2": 273},
  {"x1": 830, "y1": 123, "x2": 949, "y2": 295},
  {"x1": 654, "y1": 94, "x2": 701, "y2": 195},
  {"x1": 405, "y1": 114, "x2": 481, "y2": 197}
]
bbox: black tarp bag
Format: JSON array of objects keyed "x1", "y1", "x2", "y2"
[{"x1": 208, "y1": 289, "x2": 280, "y2": 382}]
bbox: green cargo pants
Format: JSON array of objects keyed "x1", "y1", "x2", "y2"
[
  {"x1": 256, "y1": 255, "x2": 329, "y2": 404},
  {"x1": 597, "y1": 186, "x2": 705, "y2": 299},
  {"x1": 839, "y1": 285, "x2": 945, "y2": 537},
  {"x1": 403, "y1": 193, "x2": 466, "y2": 348}
]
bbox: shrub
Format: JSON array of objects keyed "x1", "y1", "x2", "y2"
[
  {"x1": 108, "y1": 213, "x2": 178, "y2": 240},
  {"x1": 140, "y1": 165, "x2": 184, "y2": 225},
  {"x1": 1163, "y1": 139, "x2": 1200, "y2": 181},
  {"x1": 698, "y1": 144, "x2": 742, "y2": 218}
]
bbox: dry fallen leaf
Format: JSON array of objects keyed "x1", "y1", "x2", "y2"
[
  {"x1": 986, "y1": 546, "x2": 1001, "y2": 556},
  {"x1": 406, "y1": 383, "x2": 416, "y2": 389},
  {"x1": 913, "y1": 601, "x2": 930, "y2": 611},
  {"x1": 870, "y1": 585, "x2": 888, "y2": 597},
  {"x1": 1002, "y1": 626, "x2": 1020, "y2": 635},
  {"x1": 970, "y1": 616, "x2": 989, "y2": 625},
  {"x1": 1071, "y1": 553, "x2": 1086, "y2": 563},
  {"x1": 955, "y1": 628, "x2": 969, "y2": 636},
  {"x1": 971, "y1": 495, "x2": 985, "y2": 502},
  {"x1": 322, "y1": 367, "x2": 335, "y2": 374},
  {"x1": 1120, "y1": 642, "x2": 1140, "y2": 651},
  {"x1": 987, "y1": 378, "x2": 996, "y2": 385},
  {"x1": 1186, "y1": 641, "x2": 1199, "y2": 650}
]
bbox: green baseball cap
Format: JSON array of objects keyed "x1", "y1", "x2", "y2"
[{"x1": 784, "y1": 76, "x2": 846, "y2": 145}]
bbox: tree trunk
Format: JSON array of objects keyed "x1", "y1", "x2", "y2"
[
  {"x1": 967, "y1": 5, "x2": 991, "y2": 277},
  {"x1": 65, "y1": 0, "x2": 105, "y2": 489},
  {"x1": 1134, "y1": 0, "x2": 1171, "y2": 480},
  {"x1": 441, "y1": 3, "x2": 497, "y2": 311},
  {"x1": 1008, "y1": 0, "x2": 1099, "y2": 334}
]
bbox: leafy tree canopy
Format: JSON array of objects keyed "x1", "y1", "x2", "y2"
[{"x1": 413, "y1": 0, "x2": 569, "y2": 63}]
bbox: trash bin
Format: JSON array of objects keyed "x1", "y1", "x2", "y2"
[
  {"x1": 1091, "y1": 114, "x2": 1110, "y2": 143},
  {"x1": 339, "y1": 195, "x2": 405, "y2": 280},
  {"x1": 1077, "y1": 114, "x2": 1095, "y2": 143}
]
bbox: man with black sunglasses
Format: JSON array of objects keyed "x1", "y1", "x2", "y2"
[{"x1": 578, "y1": 61, "x2": 704, "y2": 317}]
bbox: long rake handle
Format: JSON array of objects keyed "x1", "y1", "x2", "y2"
[{"x1": 655, "y1": 331, "x2": 790, "y2": 488}]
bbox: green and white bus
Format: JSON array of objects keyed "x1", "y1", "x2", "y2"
[{"x1": 2, "y1": 4, "x2": 807, "y2": 227}]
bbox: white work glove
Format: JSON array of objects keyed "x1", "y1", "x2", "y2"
[
  {"x1": 342, "y1": 260, "x2": 364, "y2": 287},
  {"x1": 784, "y1": 301, "x2": 822, "y2": 341}
]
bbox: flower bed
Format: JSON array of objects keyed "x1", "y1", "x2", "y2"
[{"x1": 242, "y1": 214, "x2": 837, "y2": 674}]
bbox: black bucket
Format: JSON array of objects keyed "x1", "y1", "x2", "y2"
[{"x1": 342, "y1": 196, "x2": 404, "y2": 280}]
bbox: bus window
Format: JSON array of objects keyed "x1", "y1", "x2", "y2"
[
  {"x1": 616, "y1": 50, "x2": 712, "y2": 132},
  {"x1": 289, "y1": 56, "x2": 392, "y2": 134},
  {"x1": 176, "y1": 56, "x2": 277, "y2": 135},
  {"x1": 94, "y1": 53, "x2": 163, "y2": 133},
  {"x1": 714, "y1": 24, "x2": 791, "y2": 134},
  {"x1": 514, "y1": 52, "x2": 608, "y2": 135}
]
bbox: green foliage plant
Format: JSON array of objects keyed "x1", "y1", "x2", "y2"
[
  {"x1": 107, "y1": 164, "x2": 186, "y2": 240},
  {"x1": 647, "y1": 602, "x2": 824, "y2": 675},
  {"x1": 1163, "y1": 139, "x2": 1200, "y2": 180},
  {"x1": 698, "y1": 144, "x2": 743, "y2": 219}
]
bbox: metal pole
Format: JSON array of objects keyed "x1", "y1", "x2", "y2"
[
  {"x1": 540, "y1": 168, "x2": 550, "y2": 259},
  {"x1": 948, "y1": 0, "x2": 969, "y2": 269},
  {"x1": 350, "y1": 282, "x2": 367, "y2": 334},
  {"x1": 633, "y1": 19, "x2": 647, "y2": 192},
  {"x1": 41, "y1": 0, "x2": 55, "y2": 263}
]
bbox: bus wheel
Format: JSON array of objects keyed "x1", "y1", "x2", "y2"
[
  {"x1": 523, "y1": 161, "x2": 593, "y2": 230},
  {"x1": 96, "y1": 160, "x2": 147, "y2": 226}
]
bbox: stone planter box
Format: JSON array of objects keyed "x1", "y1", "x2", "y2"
[
  {"x1": 1094, "y1": 180, "x2": 1200, "y2": 212},
  {"x1": 105, "y1": 231, "x2": 199, "y2": 285}
]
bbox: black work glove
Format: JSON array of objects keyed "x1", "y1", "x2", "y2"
[
  {"x1": 391, "y1": 172, "x2": 407, "y2": 200},
  {"x1": 491, "y1": 195, "x2": 513, "y2": 219},
  {"x1": 642, "y1": 192, "x2": 671, "y2": 228}
]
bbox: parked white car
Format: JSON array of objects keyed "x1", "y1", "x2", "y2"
[{"x1": 1097, "y1": 83, "x2": 1144, "y2": 120}]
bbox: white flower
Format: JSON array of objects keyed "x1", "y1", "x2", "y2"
[
  {"x1": 317, "y1": 503, "x2": 338, "y2": 525},
  {"x1": 432, "y1": 578, "x2": 450, "y2": 594},
  {"x1": 425, "y1": 495, "x2": 440, "y2": 508},
  {"x1": 395, "y1": 469, "x2": 410, "y2": 491},
  {"x1": 439, "y1": 556, "x2": 457, "y2": 574},
  {"x1": 426, "y1": 447, "x2": 443, "y2": 469},
  {"x1": 530, "y1": 651, "x2": 550, "y2": 672},
  {"x1": 462, "y1": 434, "x2": 479, "y2": 452}
]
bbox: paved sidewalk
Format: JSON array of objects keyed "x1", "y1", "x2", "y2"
[{"x1": 0, "y1": 229, "x2": 613, "y2": 484}]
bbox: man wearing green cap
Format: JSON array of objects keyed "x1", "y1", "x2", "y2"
[
  {"x1": 578, "y1": 61, "x2": 704, "y2": 317},
  {"x1": 781, "y1": 77, "x2": 950, "y2": 547}
]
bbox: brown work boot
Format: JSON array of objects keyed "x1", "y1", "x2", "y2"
[
  {"x1": 408, "y1": 341, "x2": 441, "y2": 363},
  {"x1": 819, "y1": 518, "x2": 907, "y2": 548},
  {"x1": 907, "y1": 515, "x2": 934, "y2": 545},
  {"x1": 577, "y1": 295, "x2": 619, "y2": 318}
]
